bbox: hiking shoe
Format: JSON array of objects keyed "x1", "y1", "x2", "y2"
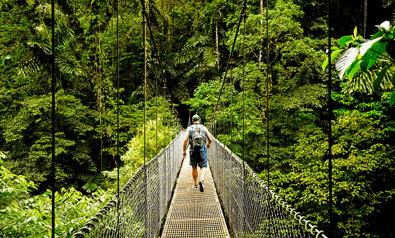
[
  {"x1": 199, "y1": 180, "x2": 204, "y2": 192},
  {"x1": 192, "y1": 185, "x2": 198, "y2": 190}
]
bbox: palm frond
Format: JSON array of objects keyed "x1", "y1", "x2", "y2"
[
  {"x1": 17, "y1": 52, "x2": 42, "y2": 75},
  {"x1": 175, "y1": 34, "x2": 211, "y2": 66},
  {"x1": 186, "y1": 34, "x2": 210, "y2": 48},
  {"x1": 27, "y1": 35, "x2": 51, "y2": 55},
  {"x1": 56, "y1": 50, "x2": 82, "y2": 76},
  {"x1": 185, "y1": 63, "x2": 204, "y2": 78},
  {"x1": 171, "y1": 84, "x2": 190, "y2": 102},
  {"x1": 175, "y1": 49, "x2": 195, "y2": 65},
  {"x1": 55, "y1": 23, "x2": 75, "y2": 46},
  {"x1": 342, "y1": 62, "x2": 393, "y2": 94},
  {"x1": 336, "y1": 47, "x2": 359, "y2": 79},
  {"x1": 135, "y1": 81, "x2": 159, "y2": 99},
  {"x1": 203, "y1": 47, "x2": 217, "y2": 67}
]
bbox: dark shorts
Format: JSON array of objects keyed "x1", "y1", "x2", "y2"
[{"x1": 189, "y1": 149, "x2": 208, "y2": 168}]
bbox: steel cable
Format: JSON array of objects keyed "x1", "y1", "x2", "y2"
[
  {"x1": 265, "y1": 0, "x2": 270, "y2": 236},
  {"x1": 327, "y1": 0, "x2": 333, "y2": 236},
  {"x1": 155, "y1": 53, "x2": 158, "y2": 154},
  {"x1": 209, "y1": 0, "x2": 248, "y2": 127},
  {"x1": 51, "y1": 0, "x2": 55, "y2": 237},
  {"x1": 141, "y1": 1, "x2": 149, "y2": 235},
  {"x1": 242, "y1": 3, "x2": 247, "y2": 237},
  {"x1": 137, "y1": 0, "x2": 181, "y2": 129},
  {"x1": 116, "y1": 0, "x2": 120, "y2": 233}
]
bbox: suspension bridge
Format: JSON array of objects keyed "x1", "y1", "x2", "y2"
[
  {"x1": 44, "y1": 0, "x2": 335, "y2": 236},
  {"x1": 72, "y1": 132, "x2": 328, "y2": 237}
]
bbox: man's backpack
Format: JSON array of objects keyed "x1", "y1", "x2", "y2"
[{"x1": 191, "y1": 125, "x2": 205, "y2": 150}]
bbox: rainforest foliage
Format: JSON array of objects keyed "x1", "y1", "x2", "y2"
[{"x1": 1, "y1": 0, "x2": 395, "y2": 237}]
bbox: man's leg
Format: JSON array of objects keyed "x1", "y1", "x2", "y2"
[
  {"x1": 200, "y1": 167, "x2": 207, "y2": 181},
  {"x1": 192, "y1": 167, "x2": 198, "y2": 186},
  {"x1": 198, "y1": 150, "x2": 208, "y2": 192},
  {"x1": 199, "y1": 150, "x2": 208, "y2": 181},
  {"x1": 190, "y1": 152, "x2": 199, "y2": 187}
]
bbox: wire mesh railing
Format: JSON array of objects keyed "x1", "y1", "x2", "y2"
[
  {"x1": 208, "y1": 136, "x2": 328, "y2": 238},
  {"x1": 72, "y1": 131, "x2": 185, "y2": 238}
]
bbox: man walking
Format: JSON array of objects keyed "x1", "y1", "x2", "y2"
[{"x1": 183, "y1": 114, "x2": 212, "y2": 192}]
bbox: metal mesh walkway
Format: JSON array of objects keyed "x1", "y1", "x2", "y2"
[{"x1": 161, "y1": 151, "x2": 230, "y2": 238}]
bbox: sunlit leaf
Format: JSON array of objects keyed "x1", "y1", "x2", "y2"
[
  {"x1": 360, "y1": 37, "x2": 383, "y2": 56},
  {"x1": 373, "y1": 65, "x2": 389, "y2": 94},
  {"x1": 322, "y1": 49, "x2": 343, "y2": 71},
  {"x1": 360, "y1": 42, "x2": 387, "y2": 72},
  {"x1": 389, "y1": 92, "x2": 395, "y2": 107},
  {"x1": 339, "y1": 35, "x2": 353, "y2": 48},
  {"x1": 336, "y1": 47, "x2": 359, "y2": 79}
]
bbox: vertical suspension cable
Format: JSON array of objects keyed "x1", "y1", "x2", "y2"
[
  {"x1": 216, "y1": 114, "x2": 219, "y2": 137},
  {"x1": 223, "y1": 84, "x2": 225, "y2": 135},
  {"x1": 328, "y1": 0, "x2": 333, "y2": 236},
  {"x1": 51, "y1": 0, "x2": 55, "y2": 237},
  {"x1": 265, "y1": 0, "x2": 270, "y2": 236},
  {"x1": 242, "y1": 3, "x2": 247, "y2": 237},
  {"x1": 208, "y1": 0, "x2": 247, "y2": 127},
  {"x1": 116, "y1": 0, "x2": 120, "y2": 233},
  {"x1": 214, "y1": 116, "x2": 216, "y2": 137},
  {"x1": 163, "y1": 79, "x2": 167, "y2": 143},
  {"x1": 229, "y1": 54, "x2": 233, "y2": 147},
  {"x1": 99, "y1": 36, "x2": 103, "y2": 173},
  {"x1": 142, "y1": 0, "x2": 148, "y2": 235},
  {"x1": 155, "y1": 53, "x2": 158, "y2": 153}
]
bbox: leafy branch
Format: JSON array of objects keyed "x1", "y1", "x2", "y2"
[{"x1": 323, "y1": 21, "x2": 395, "y2": 106}]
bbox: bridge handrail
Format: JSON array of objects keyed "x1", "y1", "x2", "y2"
[
  {"x1": 209, "y1": 137, "x2": 329, "y2": 238},
  {"x1": 72, "y1": 131, "x2": 185, "y2": 237}
]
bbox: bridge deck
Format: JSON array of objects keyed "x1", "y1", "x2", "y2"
[{"x1": 161, "y1": 153, "x2": 230, "y2": 238}]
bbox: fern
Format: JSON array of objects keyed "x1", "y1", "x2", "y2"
[
  {"x1": 55, "y1": 23, "x2": 75, "y2": 46},
  {"x1": 342, "y1": 62, "x2": 394, "y2": 94},
  {"x1": 171, "y1": 84, "x2": 190, "y2": 102},
  {"x1": 56, "y1": 50, "x2": 83, "y2": 76},
  {"x1": 174, "y1": 34, "x2": 211, "y2": 66},
  {"x1": 203, "y1": 46, "x2": 217, "y2": 67},
  {"x1": 17, "y1": 52, "x2": 42, "y2": 76},
  {"x1": 17, "y1": 13, "x2": 78, "y2": 77}
]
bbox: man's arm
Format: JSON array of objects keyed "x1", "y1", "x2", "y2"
[
  {"x1": 183, "y1": 128, "x2": 190, "y2": 158},
  {"x1": 204, "y1": 128, "x2": 212, "y2": 149}
]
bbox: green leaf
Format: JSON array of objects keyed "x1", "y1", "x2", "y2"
[
  {"x1": 360, "y1": 37, "x2": 384, "y2": 56},
  {"x1": 346, "y1": 60, "x2": 361, "y2": 80},
  {"x1": 389, "y1": 92, "x2": 395, "y2": 107},
  {"x1": 371, "y1": 31, "x2": 384, "y2": 40},
  {"x1": 360, "y1": 42, "x2": 387, "y2": 72},
  {"x1": 336, "y1": 47, "x2": 359, "y2": 79},
  {"x1": 373, "y1": 65, "x2": 389, "y2": 94},
  {"x1": 353, "y1": 26, "x2": 358, "y2": 38},
  {"x1": 322, "y1": 49, "x2": 344, "y2": 70},
  {"x1": 339, "y1": 36, "x2": 353, "y2": 48}
]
